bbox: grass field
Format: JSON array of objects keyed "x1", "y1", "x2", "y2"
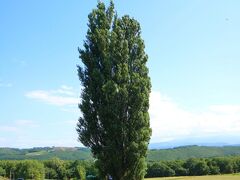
[
  {"x1": 0, "y1": 177, "x2": 8, "y2": 180},
  {"x1": 145, "y1": 174, "x2": 240, "y2": 180}
]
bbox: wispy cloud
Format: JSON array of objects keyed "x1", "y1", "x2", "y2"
[
  {"x1": 0, "y1": 126, "x2": 18, "y2": 132},
  {"x1": 61, "y1": 107, "x2": 79, "y2": 114},
  {"x1": 0, "y1": 82, "x2": 13, "y2": 88},
  {"x1": 0, "y1": 120, "x2": 39, "y2": 133},
  {"x1": 15, "y1": 120, "x2": 39, "y2": 127},
  {"x1": 0, "y1": 137, "x2": 7, "y2": 144},
  {"x1": 52, "y1": 85, "x2": 76, "y2": 96},
  {"x1": 11, "y1": 137, "x2": 80, "y2": 148},
  {"x1": 25, "y1": 85, "x2": 79, "y2": 106},
  {"x1": 24, "y1": 87, "x2": 240, "y2": 145},
  {"x1": 0, "y1": 119, "x2": 80, "y2": 148},
  {"x1": 0, "y1": 78, "x2": 13, "y2": 87},
  {"x1": 63, "y1": 120, "x2": 78, "y2": 126},
  {"x1": 209, "y1": 105, "x2": 240, "y2": 114},
  {"x1": 150, "y1": 91, "x2": 240, "y2": 143},
  {"x1": 11, "y1": 58, "x2": 27, "y2": 67}
]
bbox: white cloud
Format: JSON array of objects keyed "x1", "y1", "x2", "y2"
[
  {"x1": 15, "y1": 120, "x2": 39, "y2": 127},
  {"x1": 12, "y1": 137, "x2": 81, "y2": 148},
  {"x1": 149, "y1": 90, "x2": 240, "y2": 143},
  {"x1": 61, "y1": 85, "x2": 73, "y2": 90},
  {"x1": 23, "y1": 87, "x2": 240, "y2": 146},
  {"x1": 0, "y1": 137, "x2": 7, "y2": 146},
  {"x1": 209, "y1": 105, "x2": 240, "y2": 114},
  {"x1": 63, "y1": 120, "x2": 78, "y2": 126},
  {"x1": 0, "y1": 120, "x2": 39, "y2": 134},
  {"x1": 0, "y1": 126, "x2": 18, "y2": 132},
  {"x1": 53, "y1": 85, "x2": 76, "y2": 96},
  {"x1": 26, "y1": 86, "x2": 79, "y2": 106},
  {"x1": 61, "y1": 107, "x2": 79, "y2": 113}
]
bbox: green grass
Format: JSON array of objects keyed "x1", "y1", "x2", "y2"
[
  {"x1": 145, "y1": 174, "x2": 240, "y2": 180},
  {"x1": 0, "y1": 177, "x2": 8, "y2": 180},
  {"x1": 26, "y1": 150, "x2": 47, "y2": 156}
]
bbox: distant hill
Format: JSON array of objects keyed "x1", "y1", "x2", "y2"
[
  {"x1": 2, "y1": 145, "x2": 240, "y2": 161},
  {"x1": 147, "y1": 145, "x2": 240, "y2": 161},
  {"x1": 0, "y1": 147, "x2": 92, "y2": 160}
]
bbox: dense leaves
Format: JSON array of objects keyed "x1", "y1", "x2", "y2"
[
  {"x1": 0, "y1": 159, "x2": 98, "y2": 180},
  {"x1": 77, "y1": 1, "x2": 151, "y2": 179},
  {"x1": 146, "y1": 156, "x2": 240, "y2": 178},
  {"x1": 1, "y1": 156, "x2": 240, "y2": 179}
]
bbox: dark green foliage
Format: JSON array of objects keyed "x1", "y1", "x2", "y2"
[
  {"x1": 44, "y1": 158, "x2": 67, "y2": 179},
  {"x1": 0, "y1": 159, "x2": 96, "y2": 179},
  {"x1": 166, "y1": 160, "x2": 189, "y2": 176},
  {"x1": 43, "y1": 159, "x2": 97, "y2": 180},
  {"x1": 175, "y1": 166, "x2": 189, "y2": 176},
  {"x1": 15, "y1": 160, "x2": 45, "y2": 180},
  {"x1": 184, "y1": 158, "x2": 210, "y2": 176},
  {"x1": 206, "y1": 159, "x2": 220, "y2": 175},
  {"x1": 70, "y1": 160, "x2": 95, "y2": 180},
  {"x1": 233, "y1": 157, "x2": 240, "y2": 172},
  {"x1": 146, "y1": 162, "x2": 175, "y2": 177},
  {"x1": 1, "y1": 156, "x2": 240, "y2": 178},
  {"x1": 146, "y1": 156, "x2": 240, "y2": 178},
  {"x1": 214, "y1": 157, "x2": 234, "y2": 174},
  {"x1": 77, "y1": 1, "x2": 151, "y2": 179},
  {"x1": 45, "y1": 167, "x2": 58, "y2": 179},
  {"x1": 0, "y1": 167, "x2": 6, "y2": 177}
]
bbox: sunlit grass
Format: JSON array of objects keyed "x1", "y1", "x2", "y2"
[{"x1": 145, "y1": 174, "x2": 240, "y2": 180}]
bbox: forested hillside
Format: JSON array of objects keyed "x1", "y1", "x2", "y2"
[
  {"x1": 1, "y1": 146, "x2": 240, "y2": 161},
  {"x1": 147, "y1": 145, "x2": 240, "y2": 161},
  {"x1": 0, "y1": 147, "x2": 92, "y2": 160}
]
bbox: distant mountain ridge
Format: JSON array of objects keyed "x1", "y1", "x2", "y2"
[
  {"x1": 2, "y1": 145, "x2": 240, "y2": 161},
  {"x1": 0, "y1": 147, "x2": 92, "y2": 160},
  {"x1": 147, "y1": 145, "x2": 240, "y2": 161}
]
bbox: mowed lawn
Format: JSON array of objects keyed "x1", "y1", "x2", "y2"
[{"x1": 145, "y1": 174, "x2": 240, "y2": 180}]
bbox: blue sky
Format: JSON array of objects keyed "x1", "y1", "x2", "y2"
[{"x1": 1, "y1": 0, "x2": 240, "y2": 148}]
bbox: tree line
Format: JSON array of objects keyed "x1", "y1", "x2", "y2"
[
  {"x1": 146, "y1": 156, "x2": 240, "y2": 178},
  {"x1": 1, "y1": 156, "x2": 240, "y2": 179},
  {"x1": 0, "y1": 158, "x2": 98, "y2": 180}
]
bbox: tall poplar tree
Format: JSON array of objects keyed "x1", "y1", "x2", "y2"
[{"x1": 77, "y1": 1, "x2": 151, "y2": 179}]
